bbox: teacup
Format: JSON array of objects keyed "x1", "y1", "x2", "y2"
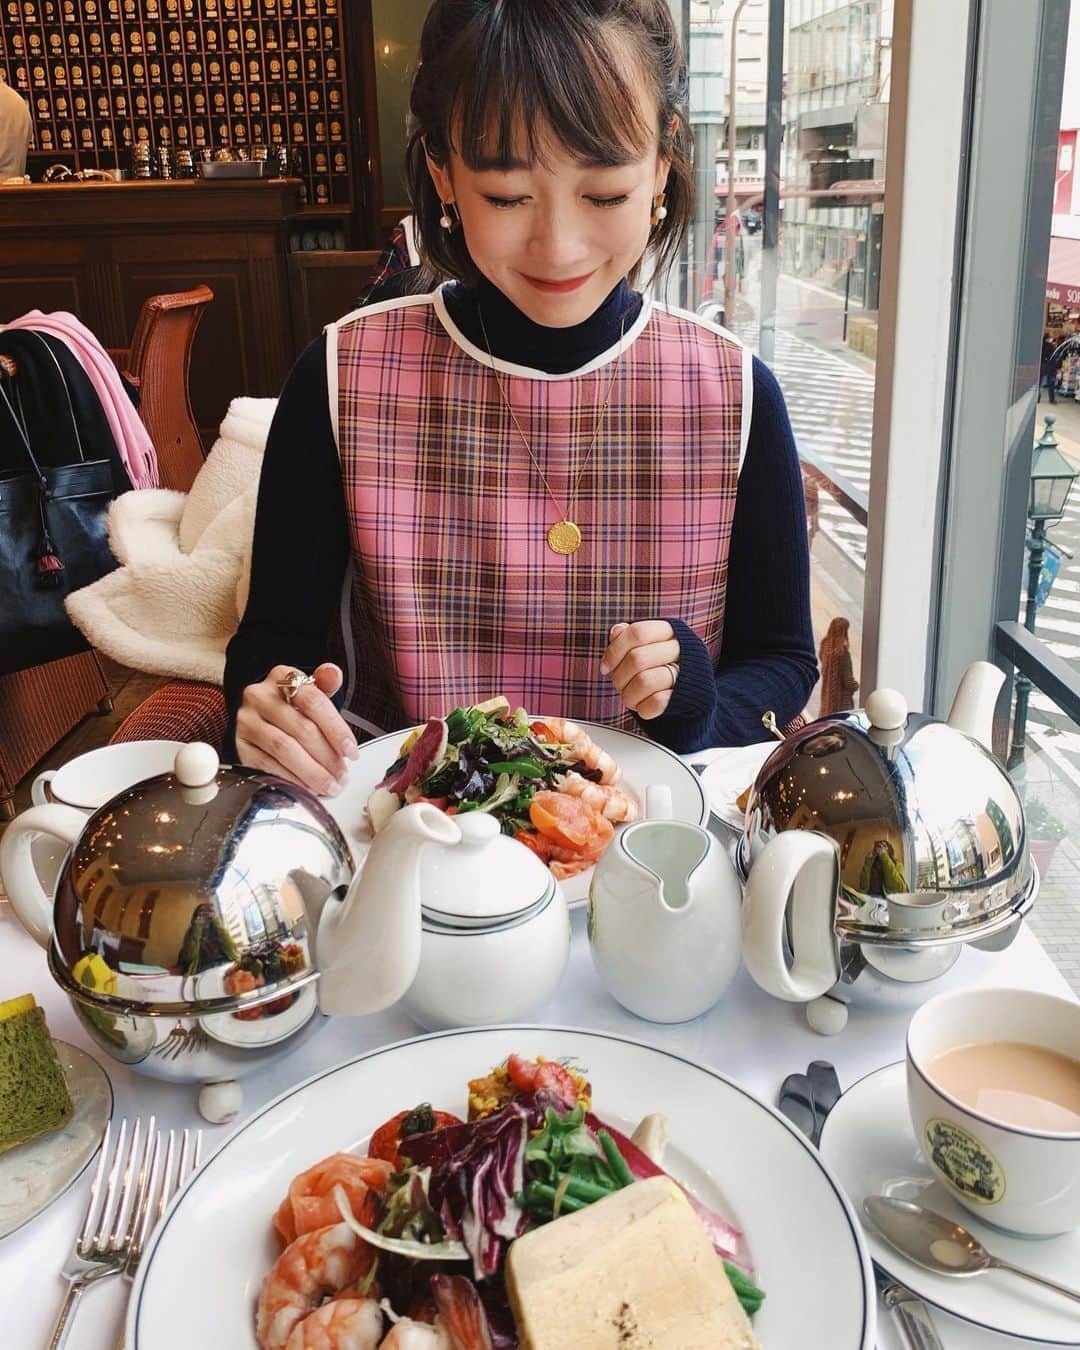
[
  {"x1": 21, "y1": 741, "x2": 184, "y2": 910},
  {"x1": 32, "y1": 740, "x2": 184, "y2": 809},
  {"x1": 907, "y1": 987, "x2": 1080, "y2": 1237}
]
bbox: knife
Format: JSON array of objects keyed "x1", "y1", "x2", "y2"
[{"x1": 778, "y1": 1063, "x2": 944, "y2": 1350}]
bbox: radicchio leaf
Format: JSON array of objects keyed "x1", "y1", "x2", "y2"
[
  {"x1": 377, "y1": 718, "x2": 449, "y2": 794},
  {"x1": 407, "y1": 1101, "x2": 535, "y2": 1280}
]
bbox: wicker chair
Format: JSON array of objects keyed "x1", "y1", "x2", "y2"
[
  {"x1": 109, "y1": 679, "x2": 227, "y2": 750},
  {"x1": 0, "y1": 287, "x2": 214, "y2": 816}
]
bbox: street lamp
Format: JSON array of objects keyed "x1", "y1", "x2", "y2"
[{"x1": 1008, "y1": 415, "x2": 1079, "y2": 769}]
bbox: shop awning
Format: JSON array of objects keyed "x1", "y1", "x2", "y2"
[{"x1": 1046, "y1": 235, "x2": 1080, "y2": 307}]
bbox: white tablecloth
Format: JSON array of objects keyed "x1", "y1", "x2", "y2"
[{"x1": 0, "y1": 897, "x2": 1074, "y2": 1350}]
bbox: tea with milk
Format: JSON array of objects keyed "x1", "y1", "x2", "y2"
[{"x1": 928, "y1": 1040, "x2": 1080, "y2": 1133}]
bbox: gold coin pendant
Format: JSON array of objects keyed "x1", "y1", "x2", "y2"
[{"x1": 547, "y1": 520, "x2": 582, "y2": 555}]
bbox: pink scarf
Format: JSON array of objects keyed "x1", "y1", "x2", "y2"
[{"x1": 3, "y1": 310, "x2": 158, "y2": 488}]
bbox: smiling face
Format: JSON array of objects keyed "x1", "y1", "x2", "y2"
[
  {"x1": 420, "y1": 17, "x2": 673, "y2": 330},
  {"x1": 425, "y1": 109, "x2": 668, "y2": 328}
]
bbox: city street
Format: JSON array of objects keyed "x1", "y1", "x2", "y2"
[{"x1": 730, "y1": 242, "x2": 1080, "y2": 786}]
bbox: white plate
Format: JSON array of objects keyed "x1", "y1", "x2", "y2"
[
  {"x1": 699, "y1": 741, "x2": 778, "y2": 831},
  {"x1": 129, "y1": 1026, "x2": 875, "y2": 1349},
  {"x1": 0, "y1": 1041, "x2": 112, "y2": 1240},
  {"x1": 819, "y1": 1061, "x2": 1080, "y2": 1345},
  {"x1": 325, "y1": 720, "x2": 709, "y2": 906}
]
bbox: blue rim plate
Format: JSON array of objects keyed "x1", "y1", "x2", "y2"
[{"x1": 130, "y1": 1025, "x2": 874, "y2": 1349}]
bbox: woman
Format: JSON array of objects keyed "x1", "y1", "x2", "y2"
[{"x1": 224, "y1": 0, "x2": 816, "y2": 795}]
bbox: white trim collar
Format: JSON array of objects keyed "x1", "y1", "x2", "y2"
[{"x1": 431, "y1": 282, "x2": 654, "y2": 382}]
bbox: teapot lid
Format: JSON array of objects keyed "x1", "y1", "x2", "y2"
[
  {"x1": 417, "y1": 812, "x2": 556, "y2": 928},
  {"x1": 739, "y1": 698, "x2": 1035, "y2": 943},
  {"x1": 48, "y1": 744, "x2": 353, "y2": 1017}
]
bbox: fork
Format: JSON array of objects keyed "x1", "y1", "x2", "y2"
[
  {"x1": 47, "y1": 1116, "x2": 157, "y2": 1350},
  {"x1": 112, "y1": 1126, "x2": 203, "y2": 1350}
]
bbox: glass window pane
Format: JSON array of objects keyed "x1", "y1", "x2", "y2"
[
  {"x1": 372, "y1": 0, "x2": 428, "y2": 208},
  {"x1": 679, "y1": 0, "x2": 891, "y2": 717},
  {"x1": 1000, "y1": 4, "x2": 1080, "y2": 996}
]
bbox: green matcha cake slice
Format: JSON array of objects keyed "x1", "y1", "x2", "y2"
[{"x1": 0, "y1": 995, "x2": 74, "y2": 1153}]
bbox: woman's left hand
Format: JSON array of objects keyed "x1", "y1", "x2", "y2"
[{"x1": 600, "y1": 620, "x2": 681, "y2": 720}]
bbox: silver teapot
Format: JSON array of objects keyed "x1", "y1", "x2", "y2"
[
  {"x1": 738, "y1": 663, "x2": 1037, "y2": 1033},
  {"x1": 0, "y1": 743, "x2": 569, "y2": 1121},
  {"x1": 0, "y1": 745, "x2": 352, "y2": 1121}
]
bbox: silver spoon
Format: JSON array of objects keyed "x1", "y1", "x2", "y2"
[{"x1": 863, "y1": 1196, "x2": 1080, "y2": 1305}]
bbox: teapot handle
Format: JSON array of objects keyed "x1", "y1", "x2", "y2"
[
  {"x1": 0, "y1": 805, "x2": 86, "y2": 948},
  {"x1": 741, "y1": 831, "x2": 841, "y2": 1002}
]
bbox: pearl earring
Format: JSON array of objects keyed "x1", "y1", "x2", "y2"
[
  {"x1": 439, "y1": 201, "x2": 456, "y2": 230},
  {"x1": 651, "y1": 191, "x2": 668, "y2": 226}
]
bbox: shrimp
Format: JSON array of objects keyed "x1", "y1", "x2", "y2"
[
  {"x1": 284, "y1": 1298, "x2": 384, "y2": 1350},
  {"x1": 536, "y1": 717, "x2": 620, "y2": 784},
  {"x1": 555, "y1": 771, "x2": 639, "y2": 822},
  {"x1": 431, "y1": 1275, "x2": 495, "y2": 1350},
  {"x1": 275, "y1": 1153, "x2": 393, "y2": 1246},
  {"x1": 379, "y1": 1322, "x2": 451, "y2": 1349},
  {"x1": 256, "y1": 1222, "x2": 377, "y2": 1350},
  {"x1": 380, "y1": 1277, "x2": 493, "y2": 1350},
  {"x1": 550, "y1": 858, "x2": 592, "y2": 880}
]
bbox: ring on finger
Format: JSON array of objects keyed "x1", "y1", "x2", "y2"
[
  {"x1": 665, "y1": 662, "x2": 680, "y2": 689},
  {"x1": 277, "y1": 669, "x2": 317, "y2": 704}
]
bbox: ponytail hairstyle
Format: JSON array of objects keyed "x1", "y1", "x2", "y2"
[{"x1": 405, "y1": 0, "x2": 693, "y2": 288}]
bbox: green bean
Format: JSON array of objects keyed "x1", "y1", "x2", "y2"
[
  {"x1": 723, "y1": 1260, "x2": 765, "y2": 1311},
  {"x1": 525, "y1": 1182, "x2": 589, "y2": 1214},
  {"x1": 597, "y1": 1130, "x2": 635, "y2": 1188},
  {"x1": 559, "y1": 1173, "x2": 617, "y2": 1203}
]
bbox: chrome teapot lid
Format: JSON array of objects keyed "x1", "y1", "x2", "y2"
[
  {"x1": 738, "y1": 689, "x2": 1035, "y2": 945},
  {"x1": 48, "y1": 745, "x2": 354, "y2": 1017}
]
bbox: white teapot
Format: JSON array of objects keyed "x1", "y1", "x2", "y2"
[
  {"x1": 738, "y1": 663, "x2": 1037, "y2": 1034},
  {"x1": 318, "y1": 800, "x2": 570, "y2": 1029},
  {"x1": 0, "y1": 745, "x2": 569, "y2": 1119}
]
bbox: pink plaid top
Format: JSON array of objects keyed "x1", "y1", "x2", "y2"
[{"x1": 328, "y1": 286, "x2": 750, "y2": 736}]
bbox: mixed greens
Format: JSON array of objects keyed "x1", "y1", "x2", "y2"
[
  {"x1": 342, "y1": 1093, "x2": 765, "y2": 1325},
  {"x1": 380, "y1": 700, "x2": 602, "y2": 837}
]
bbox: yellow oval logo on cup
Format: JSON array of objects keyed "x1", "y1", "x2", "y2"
[{"x1": 924, "y1": 1117, "x2": 1006, "y2": 1205}]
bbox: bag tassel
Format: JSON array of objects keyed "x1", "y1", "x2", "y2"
[{"x1": 36, "y1": 531, "x2": 65, "y2": 588}]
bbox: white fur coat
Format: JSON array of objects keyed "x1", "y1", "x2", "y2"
[{"x1": 66, "y1": 397, "x2": 277, "y2": 684}]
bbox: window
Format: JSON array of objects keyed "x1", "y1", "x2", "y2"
[{"x1": 679, "y1": 0, "x2": 891, "y2": 718}]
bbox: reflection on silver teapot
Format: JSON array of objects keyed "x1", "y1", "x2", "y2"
[
  {"x1": 0, "y1": 744, "x2": 569, "y2": 1122},
  {"x1": 738, "y1": 662, "x2": 1037, "y2": 1033}
]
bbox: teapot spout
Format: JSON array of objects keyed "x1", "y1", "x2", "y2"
[
  {"x1": 946, "y1": 661, "x2": 1004, "y2": 752},
  {"x1": 316, "y1": 803, "x2": 460, "y2": 1017}
]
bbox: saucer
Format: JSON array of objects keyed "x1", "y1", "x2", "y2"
[
  {"x1": 819, "y1": 1061, "x2": 1080, "y2": 1344},
  {"x1": 698, "y1": 741, "x2": 776, "y2": 831},
  {"x1": 0, "y1": 1041, "x2": 113, "y2": 1240}
]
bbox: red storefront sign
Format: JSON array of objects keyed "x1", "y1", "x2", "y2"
[{"x1": 1047, "y1": 234, "x2": 1080, "y2": 307}]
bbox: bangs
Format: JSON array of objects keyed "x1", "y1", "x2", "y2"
[{"x1": 449, "y1": 6, "x2": 656, "y2": 171}]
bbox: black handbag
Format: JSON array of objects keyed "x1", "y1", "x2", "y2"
[{"x1": 0, "y1": 360, "x2": 118, "y2": 675}]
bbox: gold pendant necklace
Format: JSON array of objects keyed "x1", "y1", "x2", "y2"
[
  {"x1": 477, "y1": 305, "x2": 628, "y2": 556},
  {"x1": 546, "y1": 519, "x2": 583, "y2": 555}
]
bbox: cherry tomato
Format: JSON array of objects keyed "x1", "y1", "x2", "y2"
[{"x1": 368, "y1": 1104, "x2": 462, "y2": 1168}]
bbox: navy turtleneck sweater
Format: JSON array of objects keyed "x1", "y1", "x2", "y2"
[{"x1": 223, "y1": 273, "x2": 817, "y2": 755}]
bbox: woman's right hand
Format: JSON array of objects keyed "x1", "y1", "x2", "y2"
[{"x1": 234, "y1": 662, "x2": 358, "y2": 795}]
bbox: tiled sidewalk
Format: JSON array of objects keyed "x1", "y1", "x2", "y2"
[{"x1": 1026, "y1": 832, "x2": 1080, "y2": 995}]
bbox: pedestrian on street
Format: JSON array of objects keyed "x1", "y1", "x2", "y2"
[
  {"x1": 1040, "y1": 331, "x2": 1060, "y2": 405},
  {"x1": 0, "y1": 74, "x2": 31, "y2": 180}
]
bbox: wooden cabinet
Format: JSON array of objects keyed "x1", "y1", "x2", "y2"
[
  {"x1": 0, "y1": 179, "x2": 302, "y2": 444},
  {"x1": 287, "y1": 249, "x2": 381, "y2": 352}
]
